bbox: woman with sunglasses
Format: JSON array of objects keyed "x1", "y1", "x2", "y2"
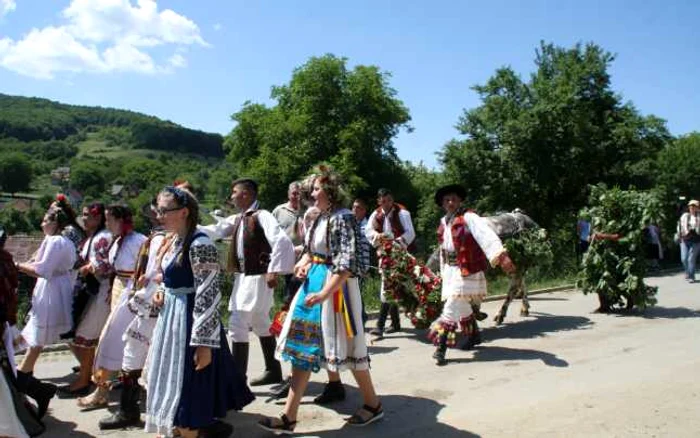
[
  {"x1": 78, "y1": 205, "x2": 147, "y2": 410},
  {"x1": 145, "y1": 186, "x2": 253, "y2": 438}
]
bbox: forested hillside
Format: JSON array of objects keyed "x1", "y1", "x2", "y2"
[{"x1": 0, "y1": 93, "x2": 224, "y2": 157}]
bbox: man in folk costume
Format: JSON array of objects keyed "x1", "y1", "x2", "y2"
[
  {"x1": 430, "y1": 184, "x2": 516, "y2": 366},
  {"x1": 200, "y1": 178, "x2": 295, "y2": 386},
  {"x1": 366, "y1": 188, "x2": 416, "y2": 339}
]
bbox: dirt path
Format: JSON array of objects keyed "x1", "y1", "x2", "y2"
[{"x1": 31, "y1": 271, "x2": 700, "y2": 437}]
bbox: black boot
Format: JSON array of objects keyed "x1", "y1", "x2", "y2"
[
  {"x1": 385, "y1": 304, "x2": 401, "y2": 333},
  {"x1": 16, "y1": 370, "x2": 57, "y2": 419},
  {"x1": 432, "y1": 334, "x2": 448, "y2": 366},
  {"x1": 370, "y1": 303, "x2": 390, "y2": 337},
  {"x1": 231, "y1": 342, "x2": 250, "y2": 381},
  {"x1": 250, "y1": 336, "x2": 283, "y2": 386},
  {"x1": 313, "y1": 381, "x2": 346, "y2": 404},
  {"x1": 99, "y1": 370, "x2": 142, "y2": 430},
  {"x1": 471, "y1": 304, "x2": 488, "y2": 321}
]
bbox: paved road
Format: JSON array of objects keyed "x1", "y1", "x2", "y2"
[{"x1": 31, "y1": 271, "x2": 700, "y2": 437}]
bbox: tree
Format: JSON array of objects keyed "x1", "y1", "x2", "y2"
[
  {"x1": 440, "y1": 42, "x2": 671, "y2": 230},
  {"x1": 224, "y1": 54, "x2": 413, "y2": 207},
  {"x1": 0, "y1": 153, "x2": 33, "y2": 193},
  {"x1": 656, "y1": 132, "x2": 700, "y2": 199},
  {"x1": 70, "y1": 161, "x2": 106, "y2": 199}
]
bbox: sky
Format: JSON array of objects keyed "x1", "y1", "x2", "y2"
[{"x1": 1, "y1": 0, "x2": 699, "y2": 168}]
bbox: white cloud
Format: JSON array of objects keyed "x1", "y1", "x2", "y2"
[
  {"x1": 0, "y1": 0, "x2": 207, "y2": 79},
  {"x1": 213, "y1": 23, "x2": 222, "y2": 32},
  {"x1": 1, "y1": 0, "x2": 16, "y2": 17},
  {"x1": 167, "y1": 52, "x2": 186, "y2": 69}
]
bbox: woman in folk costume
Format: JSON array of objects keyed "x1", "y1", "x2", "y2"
[
  {"x1": 77, "y1": 205, "x2": 147, "y2": 410},
  {"x1": 259, "y1": 165, "x2": 383, "y2": 434},
  {"x1": 430, "y1": 185, "x2": 516, "y2": 366},
  {"x1": 145, "y1": 186, "x2": 253, "y2": 438},
  {"x1": 98, "y1": 199, "x2": 169, "y2": 430},
  {"x1": 58, "y1": 202, "x2": 113, "y2": 398},
  {"x1": 15, "y1": 203, "x2": 78, "y2": 418}
]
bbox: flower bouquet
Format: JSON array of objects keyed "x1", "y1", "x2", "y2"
[{"x1": 376, "y1": 240, "x2": 443, "y2": 329}]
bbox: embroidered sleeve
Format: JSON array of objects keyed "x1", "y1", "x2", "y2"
[
  {"x1": 91, "y1": 233, "x2": 113, "y2": 277},
  {"x1": 189, "y1": 239, "x2": 222, "y2": 348},
  {"x1": 464, "y1": 212, "x2": 506, "y2": 266},
  {"x1": 329, "y1": 213, "x2": 360, "y2": 275}
]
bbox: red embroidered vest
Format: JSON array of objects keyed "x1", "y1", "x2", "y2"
[
  {"x1": 373, "y1": 203, "x2": 416, "y2": 252},
  {"x1": 227, "y1": 211, "x2": 272, "y2": 275},
  {"x1": 437, "y1": 209, "x2": 488, "y2": 276}
]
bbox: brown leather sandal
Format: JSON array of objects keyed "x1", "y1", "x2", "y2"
[{"x1": 347, "y1": 403, "x2": 384, "y2": 426}]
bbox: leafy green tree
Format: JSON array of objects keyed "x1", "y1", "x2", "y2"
[
  {"x1": 0, "y1": 153, "x2": 33, "y2": 193},
  {"x1": 656, "y1": 132, "x2": 700, "y2": 199},
  {"x1": 70, "y1": 161, "x2": 106, "y2": 199},
  {"x1": 577, "y1": 185, "x2": 663, "y2": 311},
  {"x1": 225, "y1": 54, "x2": 413, "y2": 207},
  {"x1": 441, "y1": 42, "x2": 671, "y2": 230},
  {"x1": 120, "y1": 158, "x2": 167, "y2": 191}
]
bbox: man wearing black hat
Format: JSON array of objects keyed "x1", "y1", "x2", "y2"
[
  {"x1": 429, "y1": 185, "x2": 515, "y2": 365},
  {"x1": 366, "y1": 188, "x2": 416, "y2": 339},
  {"x1": 200, "y1": 178, "x2": 295, "y2": 386}
]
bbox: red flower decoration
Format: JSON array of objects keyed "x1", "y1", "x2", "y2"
[{"x1": 56, "y1": 193, "x2": 67, "y2": 202}]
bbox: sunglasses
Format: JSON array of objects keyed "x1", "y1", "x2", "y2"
[{"x1": 155, "y1": 205, "x2": 185, "y2": 216}]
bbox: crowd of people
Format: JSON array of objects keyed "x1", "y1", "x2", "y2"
[{"x1": 0, "y1": 165, "x2": 520, "y2": 437}]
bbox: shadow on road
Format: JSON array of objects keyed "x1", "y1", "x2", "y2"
[
  {"x1": 230, "y1": 391, "x2": 480, "y2": 437},
  {"x1": 368, "y1": 345, "x2": 399, "y2": 356},
  {"x1": 41, "y1": 416, "x2": 96, "y2": 437},
  {"x1": 453, "y1": 346, "x2": 568, "y2": 367},
  {"x1": 612, "y1": 306, "x2": 700, "y2": 320},
  {"x1": 484, "y1": 312, "x2": 593, "y2": 341}
]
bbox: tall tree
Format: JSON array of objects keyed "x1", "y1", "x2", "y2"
[
  {"x1": 440, "y1": 42, "x2": 671, "y2": 228},
  {"x1": 0, "y1": 153, "x2": 33, "y2": 193},
  {"x1": 224, "y1": 54, "x2": 413, "y2": 207}
]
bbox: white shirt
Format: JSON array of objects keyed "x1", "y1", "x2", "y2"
[
  {"x1": 440, "y1": 212, "x2": 505, "y2": 266},
  {"x1": 199, "y1": 201, "x2": 295, "y2": 275},
  {"x1": 365, "y1": 206, "x2": 416, "y2": 248}
]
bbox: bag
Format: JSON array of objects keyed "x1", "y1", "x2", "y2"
[
  {"x1": 687, "y1": 230, "x2": 700, "y2": 244},
  {"x1": 60, "y1": 273, "x2": 101, "y2": 339}
]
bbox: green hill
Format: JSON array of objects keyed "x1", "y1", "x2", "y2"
[{"x1": 0, "y1": 93, "x2": 224, "y2": 157}]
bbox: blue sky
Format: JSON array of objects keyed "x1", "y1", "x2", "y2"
[{"x1": 1, "y1": 0, "x2": 698, "y2": 168}]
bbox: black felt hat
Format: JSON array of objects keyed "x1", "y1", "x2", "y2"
[{"x1": 434, "y1": 184, "x2": 467, "y2": 207}]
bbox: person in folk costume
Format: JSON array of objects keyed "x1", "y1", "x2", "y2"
[
  {"x1": 366, "y1": 188, "x2": 416, "y2": 339},
  {"x1": 199, "y1": 178, "x2": 295, "y2": 387},
  {"x1": 430, "y1": 184, "x2": 516, "y2": 366},
  {"x1": 15, "y1": 203, "x2": 78, "y2": 418},
  {"x1": 259, "y1": 165, "x2": 383, "y2": 434},
  {"x1": 58, "y1": 202, "x2": 113, "y2": 398},
  {"x1": 145, "y1": 186, "x2": 254, "y2": 438},
  {"x1": 97, "y1": 197, "x2": 168, "y2": 429},
  {"x1": 1, "y1": 225, "x2": 41, "y2": 438},
  {"x1": 77, "y1": 205, "x2": 147, "y2": 410}
]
